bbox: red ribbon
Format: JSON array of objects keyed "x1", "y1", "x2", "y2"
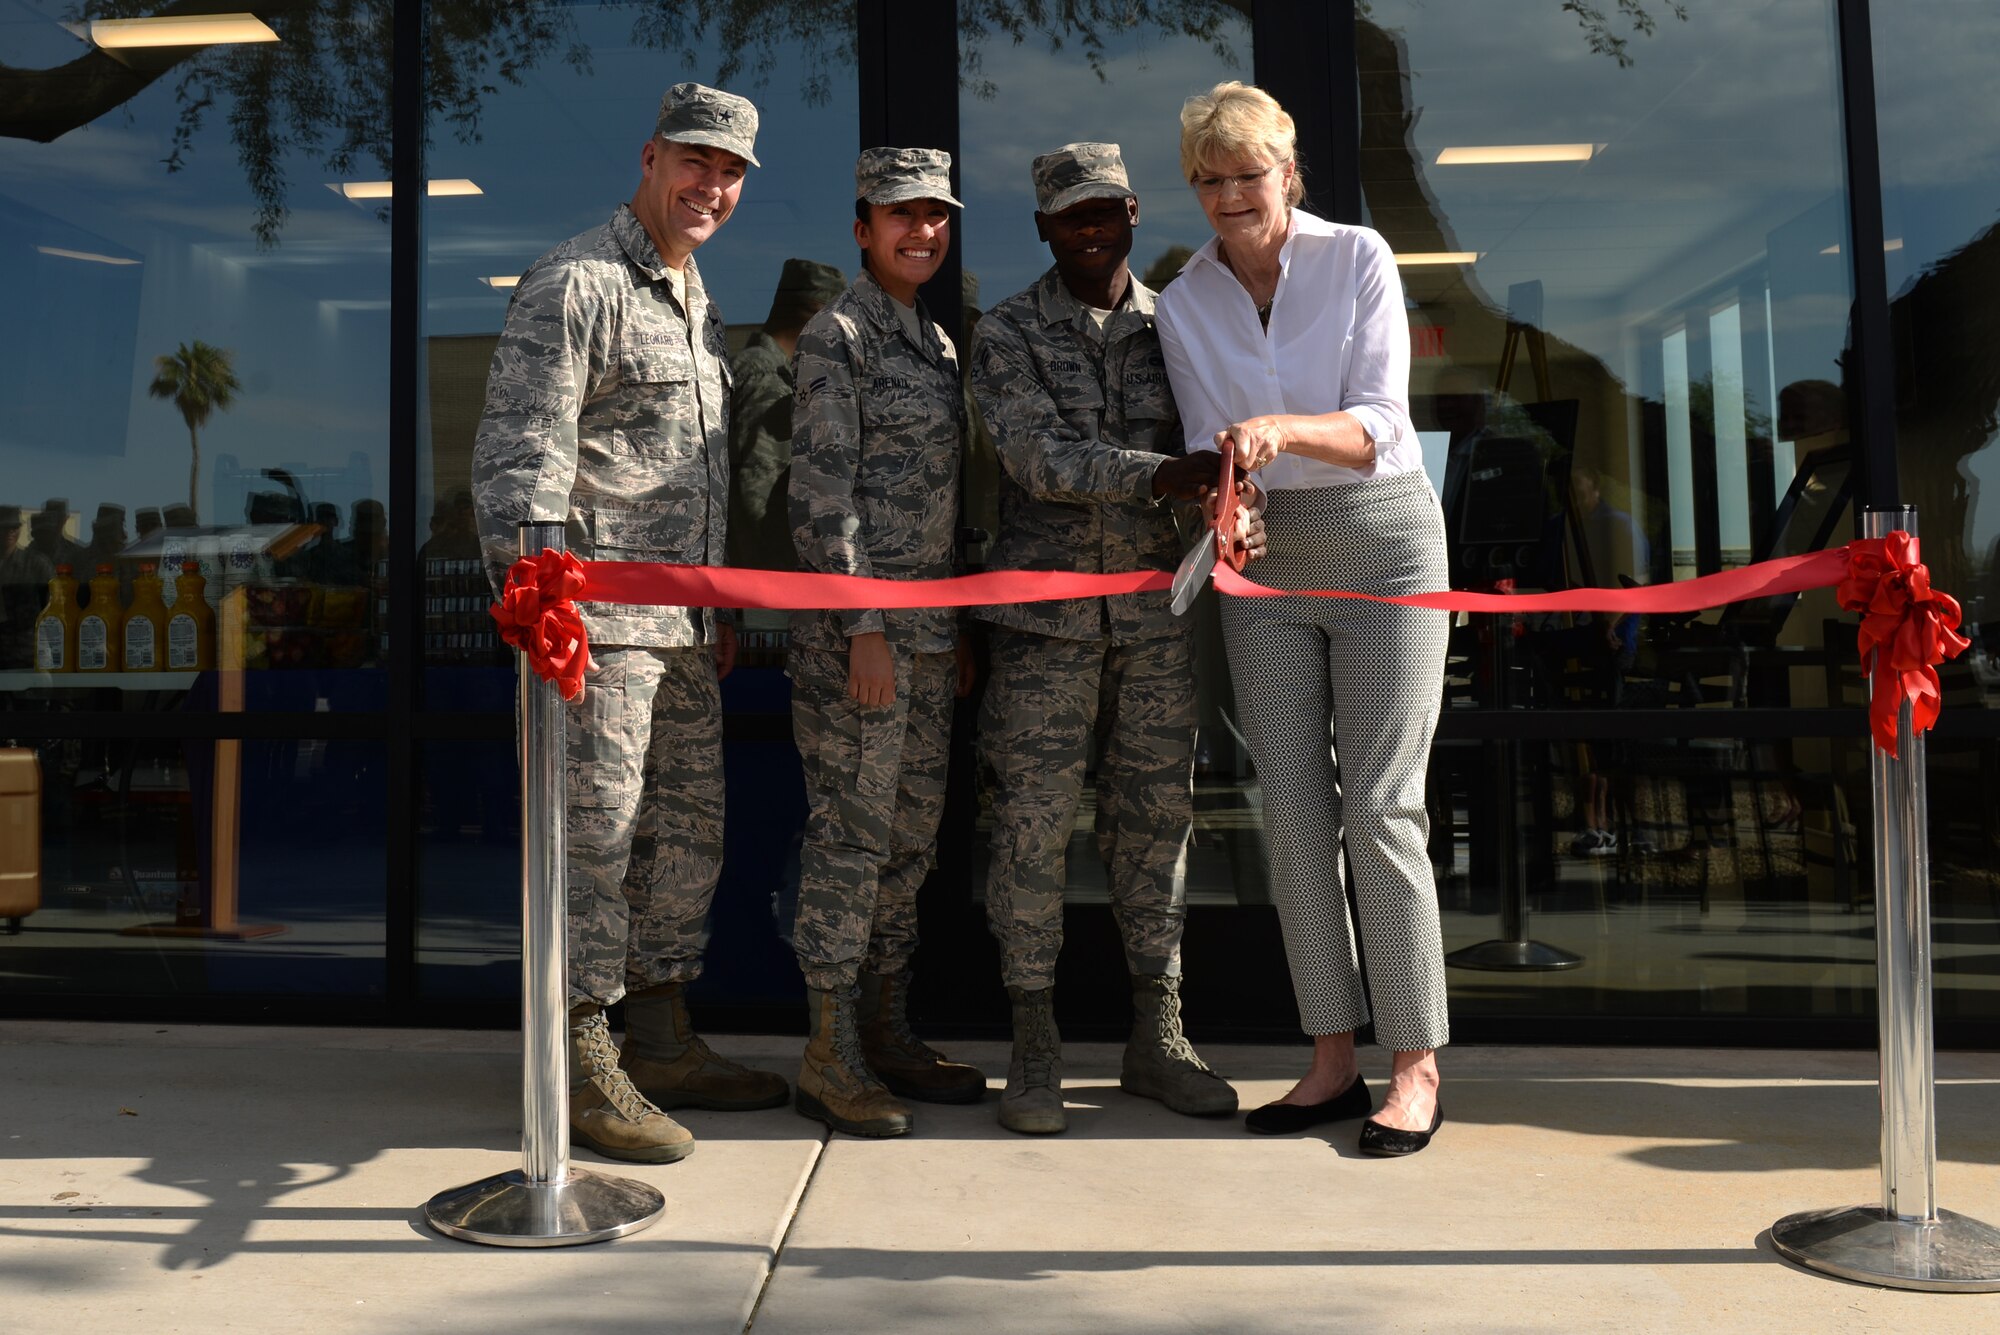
[
  {"x1": 1833, "y1": 532, "x2": 1971, "y2": 757},
  {"x1": 492, "y1": 532, "x2": 1969, "y2": 755},
  {"x1": 489, "y1": 549, "x2": 593, "y2": 701}
]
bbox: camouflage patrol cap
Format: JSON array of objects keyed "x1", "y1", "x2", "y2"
[
  {"x1": 774, "y1": 257, "x2": 846, "y2": 304},
  {"x1": 855, "y1": 147, "x2": 963, "y2": 207},
  {"x1": 1033, "y1": 142, "x2": 1134, "y2": 215},
  {"x1": 655, "y1": 82, "x2": 760, "y2": 168}
]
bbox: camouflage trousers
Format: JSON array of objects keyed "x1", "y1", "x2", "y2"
[
  {"x1": 979, "y1": 627, "x2": 1195, "y2": 989},
  {"x1": 789, "y1": 642, "x2": 954, "y2": 992},
  {"x1": 565, "y1": 645, "x2": 723, "y2": 1007}
]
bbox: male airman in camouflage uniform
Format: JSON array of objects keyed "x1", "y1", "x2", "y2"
[
  {"x1": 727, "y1": 257, "x2": 846, "y2": 572},
  {"x1": 787, "y1": 147, "x2": 985, "y2": 1137},
  {"x1": 970, "y1": 143, "x2": 1244, "y2": 1134},
  {"x1": 470, "y1": 82, "x2": 788, "y2": 1166}
]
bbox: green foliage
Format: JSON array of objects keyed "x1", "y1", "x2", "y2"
[{"x1": 148, "y1": 339, "x2": 242, "y2": 517}]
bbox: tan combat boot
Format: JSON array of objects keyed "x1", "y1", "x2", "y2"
[
  {"x1": 622, "y1": 981, "x2": 789, "y2": 1111},
  {"x1": 569, "y1": 1006, "x2": 695, "y2": 1163},
  {"x1": 795, "y1": 984, "x2": 913, "y2": 1137},
  {"x1": 999, "y1": 984, "x2": 1065, "y2": 1135},
  {"x1": 857, "y1": 969, "x2": 986, "y2": 1104},
  {"x1": 1120, "y1": 974, "x2": 1237, "y2": 1116}
]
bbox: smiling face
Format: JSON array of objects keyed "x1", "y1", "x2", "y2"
[
  {"x1": 1193, "y1": 148, "x2": 1291, "y2": 254},
  {"x1": 632, "y1": 139, "x2": 747, "y2": 268},
  {"x1": 855, "y1": 199, "x2": 951, "y2": 304},
  {"x1": 1037, "y1": 195, "x2": 1138, "y2": 294}
]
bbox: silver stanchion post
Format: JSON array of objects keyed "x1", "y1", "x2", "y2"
[
  {"x1": 424, "y1": 522, "x2": 666, "y2": 1247},
  {"x1": 1771, "y1": 506, "x2": 2000, "y2": 1291}
]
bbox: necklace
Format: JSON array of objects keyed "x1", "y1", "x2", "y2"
[{"x1": 1219, "y1": 242, "x2": 1281, "y2": 317}]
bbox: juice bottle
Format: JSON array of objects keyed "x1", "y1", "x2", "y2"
[
  {"x1": 77, "y1": 564, "x2": 123, "y2": 673},
  {"x1": 159, "y1": 532, "x2": 188, "y2": 607},
  {"x1": 166, "y1": 562, "x2": 215, "y2": 671},
  {"x1": 124, "y1": 562, "x2": 169, "y2": 672},
  {"x1": 33, "y1": 564, "x2": 79, "y2": 673}
]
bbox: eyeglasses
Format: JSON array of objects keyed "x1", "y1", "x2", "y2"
[{"x1": 1191, "y1": 166, "x2": 1277, "y2": 196}]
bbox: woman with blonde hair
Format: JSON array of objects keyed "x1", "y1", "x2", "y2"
[{"x1": 1155, "y1": 81, "x2": 1451, "y2": 1155}]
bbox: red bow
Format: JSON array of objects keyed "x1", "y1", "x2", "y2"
[
  {"x1": 489, "y1": 550, "x2": 594, "y2": 701},
  {"x1": 1836, "y1": 532, "x2": 1970, "y2": 757}
]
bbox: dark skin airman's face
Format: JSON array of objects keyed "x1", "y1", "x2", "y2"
[{"x1": 1036, "y1": 195, "x2": 1139, "y2": 298}]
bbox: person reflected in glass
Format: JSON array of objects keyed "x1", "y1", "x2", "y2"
[
  {"x1": 1155, "y1": 81, "x2": 1451, "y2": 1156},
  {"x1": 0, "y1": 504, "x2": 53, "y2": 669},
  {"x1": 970, "y1": 141, "x2": 1258, "y2": 1136},
  {"x1": 728, "y1": 258, "x2": 845, "y2": 573},
  {"x1": 787, "y1": 148, "x2": 984, "y2": 1138},
  {"x1": 470, "y1": 82, "x2": 789, "y2": 1166},
  {"x1": 29, "y1": 499, "x2": 85, "y2": 573},
  {"x1": 1554, "y1": 463, "x2": 1650, "y2": 858},
  {"x1": 81, "y1": 504, "x2": 130, "y2": 607},
  {"x1": 343, "y1": 499, "x2": 387, "y2": 581}
]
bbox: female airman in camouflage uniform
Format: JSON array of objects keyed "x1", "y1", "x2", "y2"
[{"x1": 787, "y1": 148, "x2": 984, "y2": 1137}]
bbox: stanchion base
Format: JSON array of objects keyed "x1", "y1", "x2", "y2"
[
  {"x1": 1772, "y1": 1205, "x2": 2000, "y2": 1292},
  {"x1": 424, "y1": 1168, "x2": 665, "y2": 1248},
  {"x1": 1445, "y1": 939, "x2": 1585, "y2": 971}
]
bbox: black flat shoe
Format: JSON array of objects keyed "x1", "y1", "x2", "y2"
[
  {"x1": 1243, "y1": 1075, "x2": 1371, "y2": 1134},
  {"x1": 1358, "y1": 1100, "x2": 1443, "y2": 1157}
]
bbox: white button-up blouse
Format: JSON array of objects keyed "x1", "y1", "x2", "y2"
[{"x1": 1154, "y1": 209, "x2": 1421, "y2": 490}]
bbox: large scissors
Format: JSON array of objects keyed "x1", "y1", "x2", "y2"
[{"x1": 1168, "y1": 446, "x2": 1250, "y2": 616}]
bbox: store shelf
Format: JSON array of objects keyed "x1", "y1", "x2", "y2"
[{"x1": 0, "y1": 671, "x2": 200, "y2": 691}]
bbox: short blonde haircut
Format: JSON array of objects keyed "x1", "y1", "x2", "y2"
[{"x1": 1179, "y1": 81, "x2": 1306, "y2": 207}]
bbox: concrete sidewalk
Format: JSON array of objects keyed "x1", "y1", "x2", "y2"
[{"x1": 2, "y1": 1023, "x2": 1996, "y2": 1334}]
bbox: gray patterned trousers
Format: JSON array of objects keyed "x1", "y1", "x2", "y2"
[
  {"x1": 979, "y1": 627, "x2": 1195, "y2": 989},
  {"x1": 1223, "y1": 471, "x2": 1452, "y2": 1051},
  {"x1": 789, "y1": 642, "x2": 955, "y2": 991},
  {"x1": 564, "y1": 646, "x2": 724, "y2": 1007}
]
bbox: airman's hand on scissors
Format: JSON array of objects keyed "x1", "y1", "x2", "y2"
[{"x1": 1198, "y1": 474, "x2": 1268, "y2": 561}]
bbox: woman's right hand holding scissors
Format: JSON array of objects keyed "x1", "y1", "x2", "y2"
[{"x1": 1216, "y1": 416, "x2": 1288, "y2": 471}]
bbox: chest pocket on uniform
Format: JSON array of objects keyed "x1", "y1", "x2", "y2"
[
  {"x1": 862, "y1": 374, "x2": 955, "y2": 469},
  {"x1": 614, "y1": 342, "x2": 699, "y2": 448},
  {"x1": 1119, "y1": 348, "x2": 1176, "y2": 453}
]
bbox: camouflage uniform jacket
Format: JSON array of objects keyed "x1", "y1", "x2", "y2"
[
  {"x1": 725, "y1": 328, "x2": 798, "y2": 571},
  {"x1": 471, "y1": 203, "x2": 731, "y2": 649},
  {"x1": 788, "y1": 269, "x2": 965, "y2": 653},
  {"x1": 970, "y1": 266, "x2": 1186, "y2": 643}
]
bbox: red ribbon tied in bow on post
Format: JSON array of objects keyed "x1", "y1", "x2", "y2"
[
  {"x1": 490, "y1": 549, "x2": 594, "y2": 701},
  {"x1": 1835, "y1": 531, "x2": 1971, "y2": 757}
]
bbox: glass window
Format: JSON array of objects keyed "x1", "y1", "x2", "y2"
[
  {"x1": 0, "y1": 733, "x2": 387, "y2": 999},
  {"x1": 1873, "y1": 1, "x2": 2000, "y2": 1030},
  {"x1": 1873, "y1": 3, "x2": 2000, "y2": 706},
  {"x1": 1360, "y1": 1, "x2": 1858, "y2": 715},
  {"x1": 1360, "y1": 0, "x2": 1909, "y2": 1027},
  {"x1": 420, "y1": 2, "x2": 860, "y2": 709},
  {"x1": 0, "y1": 3, "x2": 393, "y2": 713},
  {"x1": 957, "y1": 13, "x2": 1249, "y2": 314},
  {"x1": 1437, "y1": 729, "x2": 1888, "y2": 1022}
]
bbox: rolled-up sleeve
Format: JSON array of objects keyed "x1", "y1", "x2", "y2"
[{"x1": 1338, "y1": 231, "x2": 1413, "y2": 454}]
